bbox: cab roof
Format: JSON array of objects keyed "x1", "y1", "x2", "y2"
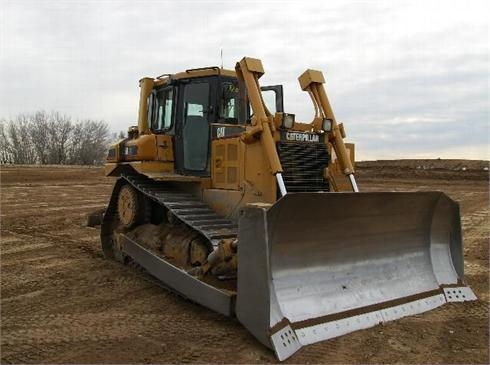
[{"x1": 153, "y1": 67, "x2": 236, "y2": 87}]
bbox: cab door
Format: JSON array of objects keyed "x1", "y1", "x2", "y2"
[{"x1": 175, "y1": 79, "x2": 213, "y2": 175}]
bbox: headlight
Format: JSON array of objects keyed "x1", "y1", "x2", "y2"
[
  {"x1": 282, "y1": 113, "x2": 295, "y2": 129},
  {"x1": 322, "y1": 118, "x2": 333, "y2": 132},
  {"x1": 124, "y1": 146, "x2": 138, "y2": 156}
]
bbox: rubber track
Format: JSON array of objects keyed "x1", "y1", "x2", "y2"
[{"x1": 122, "y1": 175, "x2": 237, "y2": 247}]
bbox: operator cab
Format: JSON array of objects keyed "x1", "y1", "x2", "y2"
[{"x1": 147, "y1": 69, "x2": 283, "y2": 176}]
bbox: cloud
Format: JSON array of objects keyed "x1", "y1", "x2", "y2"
[{"x1": 0, "y1": 0, "x2": 488, "y2": 160}]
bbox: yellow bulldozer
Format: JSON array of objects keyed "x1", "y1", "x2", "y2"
[{"x1": 100, "y1": 57, "x2": 475, "y2": 360}]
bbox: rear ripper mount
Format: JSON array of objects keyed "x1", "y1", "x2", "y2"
[{"x1": 101, "y1": 179, "x2": 476, "y2": 360}]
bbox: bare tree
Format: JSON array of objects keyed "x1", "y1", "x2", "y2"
[
  {"x1": 30, "y1": 111, "x2": 50, "y2": 164},
  {"x1": 2, "y1": 115, "x2": 37, "y2": 164},
  {"x1": 0, "y1": 111, "x2": 110, "y2": 166},
  {"x1": 0, "y1": 120, "x2": 13, "y2": 163},
  {"x1": 47, "y1": 112, "x2": 72, "y2": 164},
  {"x1": 68, "y1": 119, "x2": 109, "y2": 165},
  {"x1": 109, "y1": 130, "x2": 126, "y2": 143}
]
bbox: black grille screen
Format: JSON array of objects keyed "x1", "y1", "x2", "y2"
[{"x1": 277, "y1": 141, "x2": 330, "y2": 192}]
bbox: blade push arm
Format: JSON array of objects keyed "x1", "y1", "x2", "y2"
[
  {"x1": 298, "y1": 69, "x2": 359, "y2": 192},
  {"x1": 235, "y1": 57, "x2": 288, "y2": 196}
]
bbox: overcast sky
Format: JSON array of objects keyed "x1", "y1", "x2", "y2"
[{"x1": 1, "y1": 0, "x2": 488, "y2": 160}]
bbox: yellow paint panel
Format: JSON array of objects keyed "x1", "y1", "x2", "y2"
[
  {"x1": 211, "y1": 138, "x2": 240, "y2": 190},
  {"x1": 156, "y1": 135, "x2": 174, "y2": 162}
]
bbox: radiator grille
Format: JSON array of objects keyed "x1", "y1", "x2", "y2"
[{"x1": 277, "y1": 141, "x2": 329, "y2": 192}]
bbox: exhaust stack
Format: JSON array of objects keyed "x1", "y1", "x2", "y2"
[{"x1": 137, "y1": 77, "x2": 154, "y2": 135}]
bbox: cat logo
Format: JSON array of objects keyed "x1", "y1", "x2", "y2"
[
  {"x1": 285, "y1": 132, "x2": 320, "y2": 143},
  {"x1": 217, "y1": 127, "x2": 226, "y2": 138}
]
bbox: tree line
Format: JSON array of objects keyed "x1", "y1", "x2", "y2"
[{"x1": 0, "y1": 111, "x2": 119, "y2": 165}]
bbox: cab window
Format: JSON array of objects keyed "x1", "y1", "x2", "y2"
[
  {"x1": 152, "y1": 87, "x2": 174, "y2": 131},
  {"x1": 219, "y1": 82, "x2": 239, "y2": 124}
]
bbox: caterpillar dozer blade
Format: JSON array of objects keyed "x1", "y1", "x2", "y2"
[{"x1": 236, "y1": 191, "x2": 476, "y2": 360}]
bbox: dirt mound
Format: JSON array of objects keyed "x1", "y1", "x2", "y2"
[{"x1": 356, "y1": 159, "x2": 489, "y2": 181}]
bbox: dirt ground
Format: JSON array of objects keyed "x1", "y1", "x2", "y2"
[{"x1": 1, "y1": 161, "x2": 489, "y2": 364}]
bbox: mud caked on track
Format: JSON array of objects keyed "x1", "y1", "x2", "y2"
[{"x1": 1, "y1": 162, "x2": 489, "y2": 364}]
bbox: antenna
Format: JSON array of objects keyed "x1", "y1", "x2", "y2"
[{"x1": 220, "y1": 49, "x2": 223, "y2": 69}]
